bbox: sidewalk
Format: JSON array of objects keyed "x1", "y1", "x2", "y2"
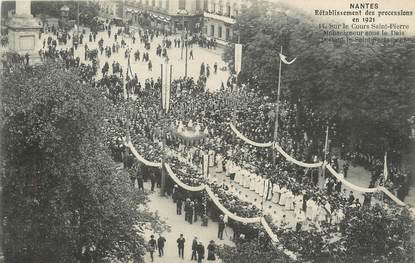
[{"x1": 142, "y1": 183, "x2": 233, "y2": 263}]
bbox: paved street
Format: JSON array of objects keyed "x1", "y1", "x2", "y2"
[
  {"x1": 142, "y1": 182, "x2": 233, "y2": 263},
  {"x1": 41, "y1": 25, "x2": 230, "y2": 93}
]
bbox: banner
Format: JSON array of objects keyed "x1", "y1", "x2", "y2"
[
  {"x1": 161, "y1": 64, "x2": 171, "y2": 113},
  {"x1": 274, "y1": 143, "x2": 323, "y2": 168},
  {"x1": 229, "y1": 123, "x2": 273, "y2": 148},
  {"x1": 234, "y1": 44, "x2": 242, "y2": 74}
]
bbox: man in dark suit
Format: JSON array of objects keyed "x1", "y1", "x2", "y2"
[
  {"x1": 191, "y1": 236, "x2": 198, "y2": 261},
  {"x1": 157, "y1": 234, "x2": 166, "y2": 257},
  {"x1": 218, "y1": 215, "x2": 226, "y2": 240},
  {"x1": 177, "y1": 234, "x2": 185, "y2": 259},
  {"x1": 196, "y1": 241, "x2": 205, "y2": 263},
  {"x1": 177, "y1": 197, "x2": 183, "y2": 215}
]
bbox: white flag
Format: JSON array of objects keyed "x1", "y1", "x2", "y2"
[
  {"x1": 162, "y1": 64, "x2": 171, "y2": 113},
  {"x1": 234, "y1": 44, "x2": 242, "y2": 74},
  {"x1": 279, "y1": 53, "x2": 296, "y2": 65}
]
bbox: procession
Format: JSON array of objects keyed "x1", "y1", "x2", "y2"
[{"x1": 1, "y1": 1, "x2": 415, "y2": 263}]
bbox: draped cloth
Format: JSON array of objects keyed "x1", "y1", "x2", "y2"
[
  {"x1": 326, "y1": 163, "x2": 406, "y2": 206},
  {"x1": 229, "y1": 123, "x2": 273, "y2": 148},
  {"x1": 127, "y1": 141, "x2": 162, "y2": 167},
  {"x1": 274, "y1": 144, "x2": 323, "y2": 168},
  {"x1": 378, "y1": 186, "x2": 406, "y2": 206},
  {"x1": 228, "y1": 124, "x2": 322, "y2": 168},
  {"x1": 205, "y1": 186, "x2": 262, "y2": 224},
  {"x1": 164, "y1": 163, "x2": 206, "y2": 192},
  {"x1": 261, "y1": 217, "x2": 280, "y2": 243},
  {"x1": 261, "y1": 218, "x2": 297, "y2": 260},
  {"x1": 127, "y1": 144, "x2": 298, "y2": 258}
]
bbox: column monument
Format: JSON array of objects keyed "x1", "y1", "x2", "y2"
[{"x1": 7, "y1": 0, "x2": 41, "y2": 64}]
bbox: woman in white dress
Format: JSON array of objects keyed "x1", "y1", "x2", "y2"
[
  {"x1": 285, "y1": 191, "x2": 294, "y2": 211},
  {"x1": 306, "y1": 198, "x2": 314, "y2": 220},
  {"x1": 294, "y1": 194, "x2": 303, "y2": 217}
]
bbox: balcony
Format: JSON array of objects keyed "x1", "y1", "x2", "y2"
[{"x1": 203, "y1": 11, "x2": 235, "y2": 24}]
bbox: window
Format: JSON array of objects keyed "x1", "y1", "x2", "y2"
[
  {"x1": 166, "y1": 0, "x2": 169, "y2": 10},
  {"x1": 218, "y1": 26, "x2": 222, "y2": 38},
  {"x1": 179, "y1": 0, "x2": 186, "y2": 9},
  {"x1": 226, "y1": 5, "x2": 231, "y2": 17},
  {"x1": 152, "y1": 0, "x2": 155, "y2": 6},
  {"x1": 159, "y1": 0, "x2": 162, "y2": 8},
  {"x1": 210, "y1": 24, "x2": 215, "y2": 37},
  {"x1": 219, "y1": 5, "x2": 223, "y2": 15},
  {"x1": 226, "y1": 27, "x2": 230, "y2": 40}
]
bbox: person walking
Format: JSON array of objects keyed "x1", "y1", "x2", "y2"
[
  {"x1": 207, "y1": 240, "x2": 216, "y2": 261},
  {"x1": 157, "y1": 234, "x2": 166, "y2": 257},
  {"x1": 148, "y1": 235, "x2": 157, "y2": 262},
  {"x1": 217, "y1": 214, "x2": 225, "y2": 240},
  {"x1": 196, "y1": 241, "x2": 205, "y2": 263},
  {"x1": 177, "y1": 234, "x2": 185, "y2": 259},
  {"x1": 177, "y1": 196, "x2": 183, "y2": 215},
  {"x1": 191, "y1": 236, "x2": 198, "y2": 261},
  {"x1": 136, "y1": 168, "x2": 144, "y2": 191},
  {"x1": 150, "y1": 172, "x2": 156, "y2": 191}
]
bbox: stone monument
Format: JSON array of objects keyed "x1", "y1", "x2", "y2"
[{"x1": 7, "y1": 0, "x2": 41, "y2": 64}]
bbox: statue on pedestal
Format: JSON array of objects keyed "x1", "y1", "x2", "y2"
[{"x1": 7, "y1": 0, "x2": 42, "y2": 64}]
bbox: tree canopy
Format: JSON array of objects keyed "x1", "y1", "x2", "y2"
[
  {"x1": 225, "y1": 1, "x2": 415, "y2": 158},
  {"x1": 1, "y1": 61, "x2": 161, "y2": 262}
]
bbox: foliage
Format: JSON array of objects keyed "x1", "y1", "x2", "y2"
[
  {"x1": 0, "y1": 61, "x2": 161, "y2": 262},
  {"x1": 217, "y1": 239, "x2": 294, "y2": 263},
  {"x1": 339, "y1": 205, "x2": 415, "y2": 262},
  {"x1": 32, "y1": 1, "x2": 99, "y2": 24},
  {"x1": 225, "y1": 1, "x2": 415, "y2": 157}
]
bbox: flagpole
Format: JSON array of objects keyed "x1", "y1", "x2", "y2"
[
  {"x1": 160, "y1": 63, "x2": 166, "y2": 196},
  {"x1": 272, "y1": 46, "x2": 283, "y2": 166},
  {"x1": 322, "y1": 125, "x2": 329, "y2": 178}
]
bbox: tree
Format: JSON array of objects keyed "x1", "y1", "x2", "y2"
[
  {"x1": 1, "y1": 61, "x2": 163, "y2": 262},
  {"x1": 31, "y1": 1, "x2": 99, "y2": 25},
  {"x1": 339, "y1": 205, "x2": 415, "y2": 262},
  {"x1": 225, "y1": 1, "x2": 415, "y2": 158},
  {"x1": 217, "y1": 239, "x2": 294, "y2": 263}
]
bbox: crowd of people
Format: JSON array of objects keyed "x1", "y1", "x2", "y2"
[{"x1": 14, "y1": 19, "x2": 411, "y2": 261}]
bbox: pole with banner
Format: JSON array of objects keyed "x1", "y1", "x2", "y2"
[
  {"x1": 234, "y1": 43, "x2": 242, "y2": 76},
  {"x1": 203, "y1": 154, "x2": 209, "y2": 178},
  {"x1": 322, "y1": 125, "x2": 329, "y2": 178},
  {"x1": 160, "y1": 60, "x2": 171, "y2": 196}
]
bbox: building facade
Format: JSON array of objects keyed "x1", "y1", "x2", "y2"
[
  {"x1": 96, "y1": 0, "x2": 124, "y2": 20},
  {"x1": 203, "y1": 0, "x2": 250, "y2": 42},
  {"x1": 125, "y1": 0, "x2": 209, "y2": 33}
]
